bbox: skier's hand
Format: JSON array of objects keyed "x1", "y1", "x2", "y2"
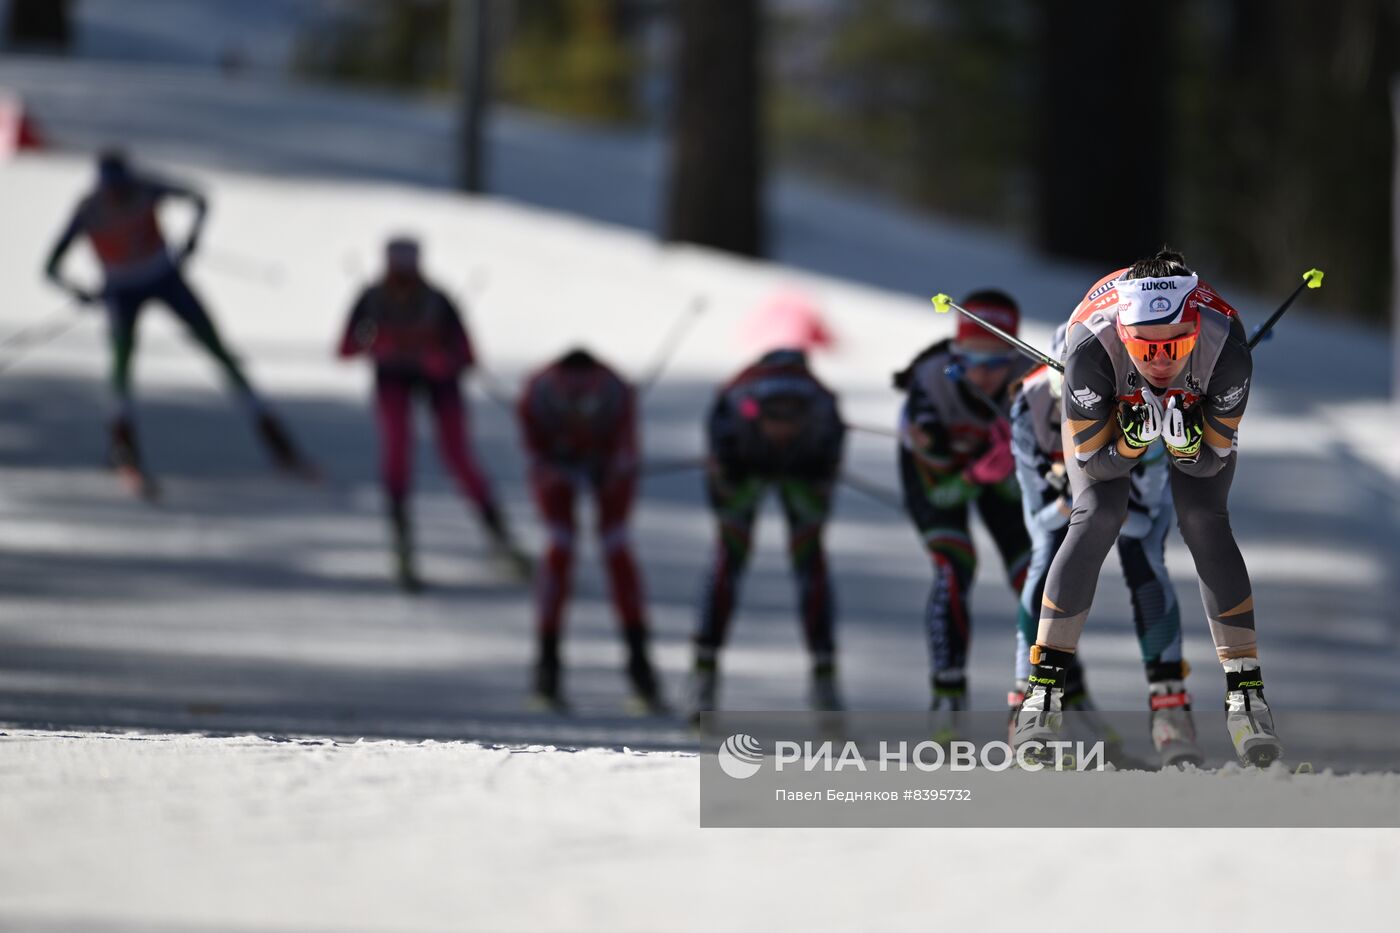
[
  {"x1": 1117, "y1": 393, "x2": 1163, "y2": 453},
  {"x1": 963, "y1": 419, "x2": 1014, "y2": 485},
  {"x1": 1162, "y1": 396, "x2": 1203, "y2": 460}
]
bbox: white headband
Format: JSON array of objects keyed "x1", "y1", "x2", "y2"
[{"x1": 1115, "y1": 273, "x2": 1198, "y2": 326}]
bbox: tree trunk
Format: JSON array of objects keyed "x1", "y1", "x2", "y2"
[
  {"x1": 6, "y1": 0, "x2": 73, "y2": 48},
  {"x1": 455, "y1": 0, "x2": 491, "y2": 193},
  {"x1": 1034, "y1": 0, "x2": 1169, "y2": 264},
  {"x1": 666, "y1": 0, "x2": 765, "y2": 256}
]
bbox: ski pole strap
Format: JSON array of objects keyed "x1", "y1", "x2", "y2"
[
  {"x1": 1247, "y1": 268, "x2": 1323, "y2": 350},
  {"x1": 931, "y1": 294, "x2": 1063, "y2": 373}
]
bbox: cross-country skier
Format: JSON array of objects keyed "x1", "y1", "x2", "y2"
[
  {"x1": 338, "y1": 236, "x2": 527, "y2": 591},
  {"x1": 687, "y1": 348, "x2": 846, "y2": 720},
  {"x1": 42, "y1": 149, "x2": 313, "y2": 496},
  {"x1": 1010, "y1": 323, "x2": 1200, "y2": 767},
  {"x1": 893, "y1": 290, "x2": 1032, "y2": 733},
  {"x1": 517, "y1": 348, "x2": 665, "y2": 714},
  {"x1": 1015, "y1": 248, "x2": 1281, "y2": 767}
]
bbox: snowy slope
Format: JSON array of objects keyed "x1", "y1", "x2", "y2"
[
  {"x1": 0, "y1": 64, "x2": 1396, "y2": 933},
  {"x1": 1, "y1": 729, "x2": 1397, "y2": 933}
]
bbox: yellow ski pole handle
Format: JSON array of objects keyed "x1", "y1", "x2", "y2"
[
  {"x1": 929, "y1": 293, "x2": 1063, "y2": 373},
  {"x1": 1248, "y1": 267, "x2": 1325, "y2": 350}
]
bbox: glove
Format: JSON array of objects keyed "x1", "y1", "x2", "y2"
[
  {"x1": 1162, "y1": 396, "x2": 1203, "y2": 460},
  {"x1": 928, "y1": 473, "x2": 981, "y2": 509},
  {"x1": 1117, "y1": 392, "x2": 1164, "y2": 451},
  {"x1": 963, "y1": 419, "x2": 1014, "y2": 485}
]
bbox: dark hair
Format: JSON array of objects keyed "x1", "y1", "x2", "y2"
[
  {"x1": 961, "y1": 288, "x2": 1018, "y2": 311},
  {"x1": 559, "y1": 347, "x2": 598, "y2": 369},
  {"x1": 1124, "y1": 247, "x2": 1192, "y2": 280}
]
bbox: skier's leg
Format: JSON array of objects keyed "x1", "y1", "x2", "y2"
[
  {"x1": 688, "y1": 469, "x2": 762, "y2": 718},
  {"x1": 529, "y1": 465, "x2": 576, "y2": 708},
  {"x1": 1017, "y1": 425, "x2": 1131, "y2": 752},
  {"x1": 695, "y1": 470, "x2": 762, "y2": 653},
  {"x1": 1015, "y1": 523, "x2": 1067, "y2": 705},
  {"x1": 159, "y1": 271, "x2": 258, "y2": 407},
  {"x1": 596, "y1": 470, "x2": 664, "y2": 710},
  {"x1": 161, "y1": 271, "x2": 312, "y2": 472},
  {"x1": 1117, "y1": 491, "x2": 1200, "y2": 764},
  {"x1": 427, "y1": 378, "x2": 524, "y2": 569},
  {"x1": 375, "y1": 372, "x2": 416, "y2": 587},
  {"x1": 779, "y1": 475, "x2": 841, "y2": 710},
  {"x1": 898, "y1": 447, "x2": 976, "y2": 707},
  {"x1": 1169, "y1": 458, "x2": 1279, "y2": 765},
  {"x1": 103, "y1": 288, "x2": 153, "y2": 492}
]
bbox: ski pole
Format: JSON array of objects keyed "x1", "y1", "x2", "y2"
[
  {"x1": 839, "y1": 472, "x2": 904, "y2": 513},
  {"x1": 844, "y1": 421, "x2": 900, "y2": 440},
  {"x1": 638, "y1": 294, "x2": 709, "y2": 393},
  {"x1": 0, "y1": 301, "x2": 87, "y2": 375},
  {"x1": 1248, "y1": 268, "x2": 1324, "y2": 350},
  {"x1": 452, "y1": 265, "x2": 518, "y2": 412},
  {"x1": 640, "y1": 456, "x2": 708, "y2": 477},
  {"x1": 932, "y1": 293, "x2": 1063, "y2": 373}
]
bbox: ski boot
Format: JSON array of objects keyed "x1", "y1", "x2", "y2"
[
  {"x1": 1223, "y1": 658, "x2": 1282, "y2": 767},
  {"x1": 809, "y1": 656, "x2": 845, "y2": 712},
  {"x1": 929, "y1": 670, "x2": 966, "y2": 744},
  {"x1": 388, "y1": 500, "x2": 422, "y2": 593},
  {"x1": 257, "y1": 413, "x2": 319, "y2": 481},
  {"x1": 530, "y1": 634, "x2": 570, "y2": 714},
  {"x1": 1147, "y1": 661, "x2": 1204, "y2": 768},
  {"x1": 109, "y1": 418, "x2": 159, "y2": 501},
  {"x1": 1012, "y1": 646, "x2": 1072, "y2": 766},
  {"x1": 623, "y1": 626, "x2": 669, "y2": 716},
  {"x1": 685, "y1": 646, "x2": 719, "y2": 727}
]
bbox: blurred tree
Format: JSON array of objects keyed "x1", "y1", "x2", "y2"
[
  {"x1": 498, "y1": 0, "x2": 640, "y2": 122},
  {"x1": 1178, "y1": 0, "x2": 1397, "y2": 317},
  {"x1": 667, "y1": 0, "x2": 765, "y2": 255},
  {"x1": 293, "y1": 0, "x2": 452, "y2": 91},
  {"x1": 1033, "y1": 0, "x2": 1170, "y2": 264},
  {"x1": 5, "y1": 0, "x2": 72, "y2": 48}
]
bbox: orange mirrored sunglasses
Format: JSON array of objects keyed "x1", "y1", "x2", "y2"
[{"x1": 1116, "y1": 321, "x2": 1199, "y2": 363}]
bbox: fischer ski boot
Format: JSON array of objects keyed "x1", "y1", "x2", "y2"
[
  {"x1": 1223, "y1": 658, "x2": 1282, "y2": 767},
  {"x1": 623, "y1": 626, "x2": 669, "y2": 716},
  {"x1": 257, "y1": 413, "x2": 318, "y2": 481},
  {"x1": 388, "y1": 500, "x2": 422, "y2": 593},
  {"x1": 109, "y1": 418, "x2": 159, "y2": 501},
  {"x1": 1147, "y1": 661, "x2": 1204, "y2": 768},
  {"x1": 685, "y1": 646, "x2": 719, "y2": 727},
  {"x1": 1006, "y1": 680, "x2": 1027, "y2": 744},
  {"x1": 531, "y1": 634, "x2": 569, "y2": 714},
  {"x1": 1013, "y1": 646, "x2": 1072, "y2": 765},
  {"x1": 929, "y1": 670, "x2": 967, "y2": 743}
]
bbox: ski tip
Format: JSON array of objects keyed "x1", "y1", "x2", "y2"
[
  {"x1": 1303, "y1": 268, "x2": 1324, "y2": 289},
  {"x1": 931, "y1": 293, "x2": 952, "y2": 314},
  {"x1": 1293, "y1": 761, "x2": 1314, "y2": 775}
]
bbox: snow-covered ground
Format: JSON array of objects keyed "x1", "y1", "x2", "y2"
[
  {"x1": 2, "y1": 729, "x2": 1397, "y2": 933},
  {"x1": 0, "y1": 57, "x2": 1396, "y2": 931}
]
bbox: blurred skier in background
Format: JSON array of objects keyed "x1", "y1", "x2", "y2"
[
  {"x1": 338, "y1": 236, "x2": 527, "y2": 591},
  {"x1": 1010, "y1": 324, "x2": 1200, "y2": 767},
  {"x1": 892, "y1": 290, "x2": 1032, "y2": 735},
  {"x1": 43, "y1": 148, "x2": 313, "y2": 497},
  {"x1": 687, "y1": 348, "x2": 846, "y2": 721},
  {"x1": 517, "y1": 348, "x2": 665, "y2": 715}
]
